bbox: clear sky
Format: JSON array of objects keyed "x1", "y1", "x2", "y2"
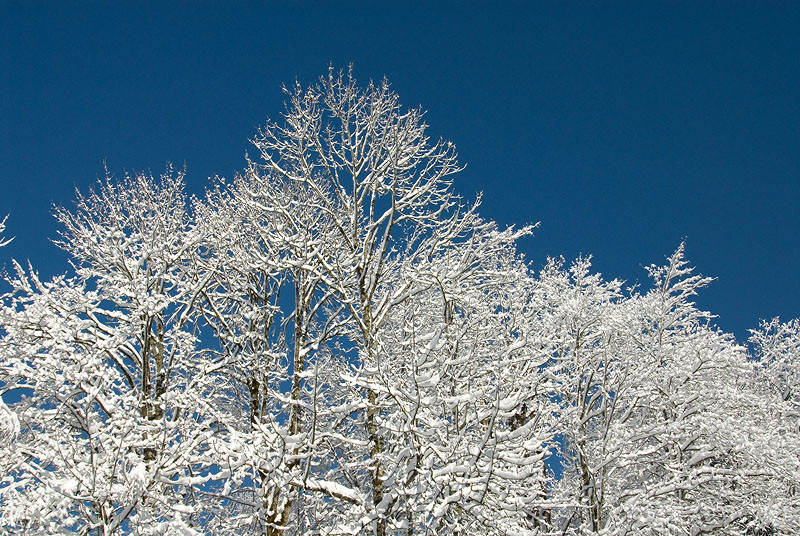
[{"x1": 1, "y1": 1, "x2": 798, "y2": 342}]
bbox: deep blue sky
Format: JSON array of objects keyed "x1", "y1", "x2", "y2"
[{"x1": 1, "y1": 2, "x2": 798, "y2": 342}]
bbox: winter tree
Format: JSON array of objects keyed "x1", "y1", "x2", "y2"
[
  {"x1": 546, "y1": 245, "x2": 800, "y2": 535},
  {"x1": 192, "y1": 67, "x2": 552, "y2": 535},
  {"x1": 0, "y1": 69, "x2": 798, "y2": 536},
  {"x1": 0, "y1": 170, "x2": 214, "y2": 534}
]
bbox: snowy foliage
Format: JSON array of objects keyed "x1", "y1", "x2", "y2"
[{"x1": 1, "y1": 69, "x2": 798, "y2": 535}]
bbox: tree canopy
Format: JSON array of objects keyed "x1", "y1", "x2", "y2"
[{"x1": 1, "y1": 69, "x2": 798, "y2": 536}]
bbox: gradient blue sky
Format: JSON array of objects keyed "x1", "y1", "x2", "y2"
[{"x1": 1, "y1": 1, "x2": 798, "y2": 342}]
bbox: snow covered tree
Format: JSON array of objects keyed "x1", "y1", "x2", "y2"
[
  {"x1": 747, "y1": 318, "x2": 800, "y2": 534},
  {"x1": 192, "y1": 161, "x2": 345, "y2": 535},
  {"x1": 1, "y1": 68, "x2": 798, "y2": 536},
  {"x1": 0, "y1": 169, "x2": 214, "y2": 534},
  {"x1": 548, "y1": 245, "x2": 800, "y2": 535},
  {"x1": 751, "y1": 317, "x2": 800, "y2": 417},
  {"x1": 538, "y1": 256, "x2": 625, "y2": 533},
  {"x1": 204, "y1": 66, "x2": 552, "y2": 535}
]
